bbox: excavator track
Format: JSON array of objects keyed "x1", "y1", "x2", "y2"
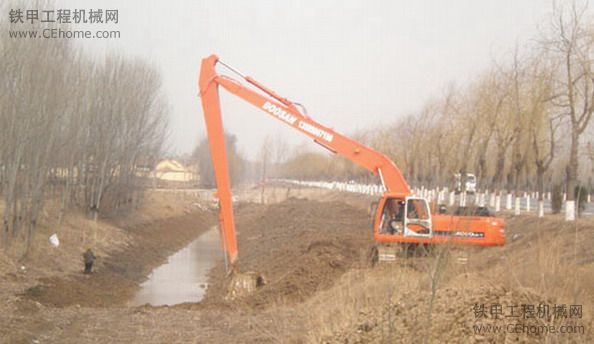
[{"x1": 370, "y1": 243, "x2": 442, "y2": 265}]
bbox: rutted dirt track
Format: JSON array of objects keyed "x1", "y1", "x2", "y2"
[{"x1": 1, "y1": 189, "x2": 593, "y2": 343}]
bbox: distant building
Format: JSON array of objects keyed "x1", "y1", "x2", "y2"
[{"x1": 151, "y1": 159, "x2": 199, "y2": 187}]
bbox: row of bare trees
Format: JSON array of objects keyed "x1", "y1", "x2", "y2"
[
  {"x1": 0, "y1": 19, "x2": 168, "y2": 250},
  {"x1": 273, "y1": 2, "x2": 594, "y2": 220}
]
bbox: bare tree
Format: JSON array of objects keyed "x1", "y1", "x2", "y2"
[
  {"x1": 542, "y1": 1, "x2": 594, "y2": 220},
  {"x1": 526, "y1": 55, "x2": 559, "y2": 217},
  {"x1": 0, "y1": 5, "x2": 168, "y2": 252}
]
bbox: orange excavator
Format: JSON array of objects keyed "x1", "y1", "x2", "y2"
[{"x1": 198, "y1": 54, "x2": 505, "y2": 268}]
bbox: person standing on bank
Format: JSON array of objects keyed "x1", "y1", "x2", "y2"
[{"x1": 83, "y1": 248, "x2": 96, "y2": 274}]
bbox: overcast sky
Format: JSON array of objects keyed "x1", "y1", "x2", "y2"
[{"x1": 51, "y1": 0, "x2": 555, "y2": 158}]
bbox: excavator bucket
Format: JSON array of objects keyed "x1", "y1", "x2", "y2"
[{"x1": 225, "y1": 271, "x2": 266, "y2": 300}]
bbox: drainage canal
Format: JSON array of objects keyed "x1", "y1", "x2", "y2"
[{"x1": 132, "y1": 226, "x2": 221, "y2": 306}]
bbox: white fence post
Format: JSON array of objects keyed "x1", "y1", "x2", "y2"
[
  {"x1": 538, "y1": 200, "x2": 544, "y2": 217},
  {"x1": 565, "y1": 200, "x2": 575, "y2": 221},
  {"x1": 495, "y1": 194, "x2": 501, "y2": 212},
  {"x1": 506, "y1": 193, "x2": 512, "y2": 210}
]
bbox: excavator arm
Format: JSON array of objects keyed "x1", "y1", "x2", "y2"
[
  {"x1": 199, "y1": 54, "x2": 411, "y2": 267},
  {"x1": 198, "y1": 54, "x2": 505, "y2": 269}
]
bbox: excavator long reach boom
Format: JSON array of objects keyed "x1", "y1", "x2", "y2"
[
  {"x1": 198, "y1": 54, "x2": 505, "y2": 268},
  {"x1": 199, "y1": 54, "x2": 410, "y2": 265}
]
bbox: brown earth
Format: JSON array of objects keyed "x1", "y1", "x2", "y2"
[
  {"x1": 0, "y1": 187, "x2": 593, "y2": 343},
  {"x1": 202, "y1": 198, "x2": 373, "y2": 308},
  {"x1": 23, "y1": 211, "x2": 216, "y2": 308}
]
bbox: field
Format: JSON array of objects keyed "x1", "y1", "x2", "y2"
[{"x1": 0, "y1": 187, "x2": 592, "y2": 343}]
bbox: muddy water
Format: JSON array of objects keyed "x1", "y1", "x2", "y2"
[{"x1": 132, "y1": 227, "x2": 221, "y2": 306}]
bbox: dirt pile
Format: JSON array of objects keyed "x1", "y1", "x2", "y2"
[{"x1": 203, "y1": 198, "x2": 373, "y2": 308}]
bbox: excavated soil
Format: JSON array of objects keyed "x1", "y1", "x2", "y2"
[{"x1": 202, "y1": 199, "x2": 373, "y2": 308}]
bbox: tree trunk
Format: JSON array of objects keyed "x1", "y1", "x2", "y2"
[
  {"x1": 565, "y1": 131, "x2": 579, "y2": 221},
  {"x1": 536, "y1": 164, "x2": 545, "y2": 218},
  {"x1": 491, "y1": 146, "x2": 506, "y2": 188}
]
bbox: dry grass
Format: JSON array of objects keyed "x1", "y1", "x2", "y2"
[
  {"x1": 484, "y1": 216, "x2": 594, "y2": 302},
  {"x1": 299, "y1": 215, "x2": 594, "y2": 343},
  {"x1": 303, "y1": 265, "x2": 421, "y2": 343}
]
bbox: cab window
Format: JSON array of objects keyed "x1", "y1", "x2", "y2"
[
  {"x1": 380, "y1": 198, "x2": 405, "y2": 235},
  {"x1": 406, "y1": 199, "x2": 430, "y2": 220}
]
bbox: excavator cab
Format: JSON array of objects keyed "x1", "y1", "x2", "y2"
[
  {"x1": 372, "y1": 195, "x2": 433, "y2": 262},
  {"x1": 376, "y1": 196, "x2": 433, "y2": 240}
]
